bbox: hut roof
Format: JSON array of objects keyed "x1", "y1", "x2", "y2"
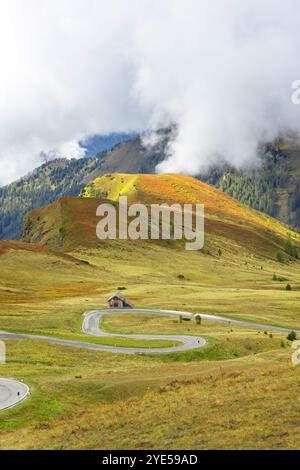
[{"x1": 108, "y1": 292, "x2": 126, "y2": 302}]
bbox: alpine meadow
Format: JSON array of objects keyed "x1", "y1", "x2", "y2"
[{"x1": 0, "y1": 0, "x2": 300, "y2": 457}]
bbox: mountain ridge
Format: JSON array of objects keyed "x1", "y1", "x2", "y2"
[
  {"x1": 1, "y1": 131, "x2": 300, "y2": 240},
  {"x1": 22, "y1": 173, "x2": 300, "y2": 262},
  {"x1": 0, "y1": 134, "x2": 167, "y2": 240}
]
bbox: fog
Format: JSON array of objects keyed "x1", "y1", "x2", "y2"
[{"x1": 1, "y1": 0, "x2": 300, "y2": 184}]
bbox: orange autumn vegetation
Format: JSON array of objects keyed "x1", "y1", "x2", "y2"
[{"x1": 22, "y1": 173, "x2": 299, "y2": 258}]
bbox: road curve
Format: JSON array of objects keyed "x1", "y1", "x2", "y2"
[
  {"x1": 0, "y1": 309, "x2": 206, "y2": 355},
  {"x1": 83, "y1": 308, "x2": 300, "y2": 336},
  {"x1": 0, "y1": 308, "x2": 299, "y2": 356},
  {"x1": 0, "y1": 378, "x2": 29, "y2": 411},
  {"x1": 1, "y1": 308, "x2": 297, "y2": 411},
  {"x1": 81, "y1": 308, "x2": 206, "y2": 353}
]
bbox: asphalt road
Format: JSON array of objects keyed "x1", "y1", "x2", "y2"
[
  {"x1": 2, "y1": 308, "x2": 298, "y2": 411},
  {"x1": 81, "y1": 308, "x2": 300, "y2": 348},
  {"x1": 0, "y1": 309, "x2": 206, "y2": 355},
  {"x1": 200, "y1": 313, "x2": 300, "y2": 334},
  {"x1": 0, "y1": 378, "x2": 29, "y2": 411},
  {"x1": 0, "y1": 308, "x2": 299, "y2": 357},
  {"x1": 81, "y1": 308, "x2": 206, "y2": 353}
]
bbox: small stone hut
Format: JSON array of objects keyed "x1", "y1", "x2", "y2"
[{"x1": 108, "y1": 293, "x2": 133, "y2": 309}]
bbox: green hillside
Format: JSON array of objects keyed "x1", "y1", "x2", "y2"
[
  {"x1": 0, "y1": 173, "x2": 299, "y2": 449},
  {"x1": 0, "y1": 135, "x2": 166, "y2": 240},
  {"x1": 205, "y1": 140, "x2": 300, "y2": 230},
  {"x1": 0, "y1": 130, "x2": 300, "y2": 239},
  {"x1": 22, "y1": 173, "x2": 300, "y2": 260},
  {"x1": 0, "y1": 176, "x2": 299, "y2": 449},
  {"x1": 1, "y1": 132, "x2": 300, "y2": 241}
]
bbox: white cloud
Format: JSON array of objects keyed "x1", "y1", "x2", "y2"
[{"x1": 1, "y1": 0, "x2": 300, "y2": 184}]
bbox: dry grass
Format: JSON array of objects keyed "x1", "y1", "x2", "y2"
[
  {"x1": 0, "y1": 337, "x2": 299, "y2": 449},
  {"x1": 0, "y1": 173, "x2": 299, "y2": 449}
]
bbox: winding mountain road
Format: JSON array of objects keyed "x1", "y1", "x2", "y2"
[
  {"x1": 0, "y1": 309, "x2": 206, "y2": 355},
  {"x1": 1, "y1": 308, "x2": 298, "y2": 410},
  {"x1": 0, "y1": 309, "x2": 299, "y2": 357},
  {"x1": 81, "y1": 308, "x2": 206, "y2": 353}
]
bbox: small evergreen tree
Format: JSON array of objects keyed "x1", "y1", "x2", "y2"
[{"x1": 287, "y1": 331, "x2": 297, "y2": 341}]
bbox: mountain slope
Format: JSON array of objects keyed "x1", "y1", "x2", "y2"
[
  {"x1": 0, "y1": 134, "x2": 167, "y2": 240},
  {"x1": 202, "y1": 140, "x2": 300, "y2": 230},
  {"x1": 22, "y1": 173, "x2": 299, "y2": 260},
  {"x1": 1, "y1": 130, "x2": 300, "y2": 241},
  {"x1": 1, "y1": 187, "x2": 300, "y2": 452}
]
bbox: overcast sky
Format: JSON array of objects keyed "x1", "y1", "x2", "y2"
[{"x1": 1, "y1": 0, "x2": 300, "y2": 185}]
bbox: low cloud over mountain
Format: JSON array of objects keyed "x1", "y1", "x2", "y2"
[{"x1": 1, "y1": 0, "x2": 300, "y2": 184}]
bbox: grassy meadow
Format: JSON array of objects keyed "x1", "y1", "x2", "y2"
[
  {"x1": 0, "y1": 173, "x2": 299, "y2": 449},
  {"x1": 0, "y1": 235, "x2": 299, "y2": 449}
]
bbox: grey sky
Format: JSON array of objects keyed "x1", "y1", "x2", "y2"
[{"x1": 1, "y1": 0, "x2": 300, "y2": 184}]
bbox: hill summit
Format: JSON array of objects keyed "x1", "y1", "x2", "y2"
[{"x1": 22, "y1": 173, "x2": 299, "y2": 260}]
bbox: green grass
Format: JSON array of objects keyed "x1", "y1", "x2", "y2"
[
  {"x1": 0, "y1": 226, "x2": 299, "y2": 449},
  {"x1": 0, "y1": 337, "x2": 297, "y2": 449},
  {"x1": 101, "y1": 313, "x2": 289, "y2": 362},
  {"x1": 2, "y1": 327, "x2": 181, "y2": 349},
  {"x1": 0, "y1": 241, "x2": 299, "y2": 333}
]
